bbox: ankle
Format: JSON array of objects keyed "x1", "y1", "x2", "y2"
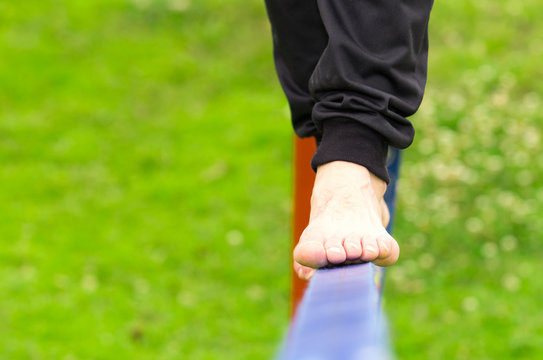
[{"x1": 314, "y1": 161, "x2": 386, "y2": 198}]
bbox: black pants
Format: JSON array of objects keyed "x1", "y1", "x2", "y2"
[{"x1": 265, "y1": 0, "x2": 433, "y2": 182}]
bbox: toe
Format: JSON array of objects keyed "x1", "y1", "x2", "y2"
[
  {"x1": 293, "y1": 241, "x2": 327, "y2": 268},
  {"x1": 324, "y1": 237, "x2": 347, "y2": 264},
  {"x1": 373, "y1": 239, "x2": 400, "y2": 266},
  {"x1": 293, "y1": 262, "x2": 317, "y2": 280},
  {"x1": 343, "y1": 234, "x2": 362, "y2": 260},
  {"x1": 376, "y1": 233, "x2": 394, "y2": 259},
  {"x1": 361, "y1": 236, "x2": 379, "y2": 261}
]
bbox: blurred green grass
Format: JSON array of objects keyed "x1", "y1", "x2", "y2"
[{"x1": 1, "y1": 0, "x2": 542, "y2": 359}]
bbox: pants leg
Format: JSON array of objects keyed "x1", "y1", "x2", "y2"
[
  {"x1": 265, "y1": 0, "x2": 434, "y2": 182},
  {"x1": 264, "y1": 0, "x2": 327, "y2": 139}
]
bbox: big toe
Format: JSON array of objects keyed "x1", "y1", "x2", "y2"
[{"x1": 293, "y1": 241, "x2": 327, "y2": 268}]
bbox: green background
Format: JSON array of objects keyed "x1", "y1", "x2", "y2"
[{"x1": 1, "y1": 0, "x2": 542, "y2": 359}]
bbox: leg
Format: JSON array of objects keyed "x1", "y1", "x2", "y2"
[
  {"x1": 310, "y1": 0, "x2": 434, "y2": 182},
  {"x1": 296, "y1": 0, "x2": 433, "y2": 277},
  {"x1": 264, "y1": 0, "x2": 327, "y2": 139},
  {"x1": 265, "y1": 0, "x2": 433, "y2": 279}
]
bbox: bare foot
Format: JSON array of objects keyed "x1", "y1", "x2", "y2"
[{"x1": 293, "y1": 161, "x2": 399, "y2": 280}]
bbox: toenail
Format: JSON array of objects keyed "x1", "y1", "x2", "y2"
[
  {"x1": 327, "y1": 247, "x2": 343, "y2": 254},
  {"x1": 379, "y1": 240, "x2": 389, "y2": 254},
  {"x1": 365, "y1": 245, "x2": 377, "y2": 255},
  {"x1": 346, "y1": 243, "x2": 358, "y2": 251}
]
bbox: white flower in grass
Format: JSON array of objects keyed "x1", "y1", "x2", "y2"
[
  {"x1": 481, "y1": 242, "x2": 498, "y2": 259},
  {"x1": 409, "y1": 233, "x2": 427, "y2": 249},
  {"x1": 167, "y1": 0, "x2": 190, "y2": 12},
  {"x1": 499, "y1": 72, "x2": 517, "y2": 88},
  {"x1": 462, "y1": 296, "x2": 479, "y2": 312},
  {"x1": 502, "y1": 274, "x2": 520, "y2": 292},
  {"x1": 478, "y1": 64, "x2": 496, "y2": 82},
  {"x1": 484, "y1": 155, "x2": 504, "y2": 172},
  {"x1": 54, "y1": 274, "x2": 70, "y2": 289},
  {"x1": 418, "y1": 253, "x2": 435, "y2": 270},
  {"x1": 133, "y1": 278, "x2": 150, "y2": 295},
  {"x1": 432, "y1": 162, "x2": 449, "y2": 181},
  {"x1": 413, "y1": 304, "x2": 429, "y2": 321},
  {"x1": 81, "y1": 274, "x2": 99, "y2": 293},
  {"x1": 389, "y1": 267, "x2": 406, "y2": 283},
  {"x1": 447, "y1": 93, "x2": 466, "y2": 109},
  {"x1": 200, "y1": 160, "x2": 228, "y2": 183},
  {"x1": 523, "y1": 128, "x2": 540, "y2": 149},
  {"x1": 150, "y1": 249, "x2": 167, "y2": 264},
  {"x1": 417, "y1": 138, "x2": 434, "y2": 156},
  {"x1": 177, "y1": 291, "x2": 196, "y2": 308},
  {"x1": 497, "y1": 191, "x2": 515, "y2": 209},
  {"x1": 131, "y1": 0, "x2": 151, "y2": 9},
  {"x1": 475, "y1": 195, "x2": 490, "y2": 209},
  {"x1": 500, "y1": 235, "x2": 517, "y2": 252},
  {"x1": 512, "y1": 151, "x2": 529, "y2": 167},
  {"x1": 226, "y1": 230, "x2": 244, "y2": 246},
  {"x1": 466, "y1": 217, "x2": 484, "y2": 234},
  {"x1": 20, "y1": 264, "x2": 36, "y2": 281},
  {"x1": 519, "y1": 263, "x2": 534, "y2": 278},
  {"x1": 443, "y1": 310, "x2": 458, "y2": 324},
  {"x1": 246, "y1": 285, "x2": 265, "y2": 301},
  {"x1": 522, "y1": 92, "x2": 541, "y2": 112},
  {"x1": 491, "y1": 91, "x2": 509, "y2": 108},
  {"x1": 516, "y1": 169, "x2": 533, "y2": 187}
]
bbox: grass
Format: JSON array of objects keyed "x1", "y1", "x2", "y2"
[{"x1": 1, "y1": 0, "x2": 542, "y2": 359}]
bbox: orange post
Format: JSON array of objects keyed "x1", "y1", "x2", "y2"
[{"x1": 291, "y1": 136, "x2": 317, "y2": 316}]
